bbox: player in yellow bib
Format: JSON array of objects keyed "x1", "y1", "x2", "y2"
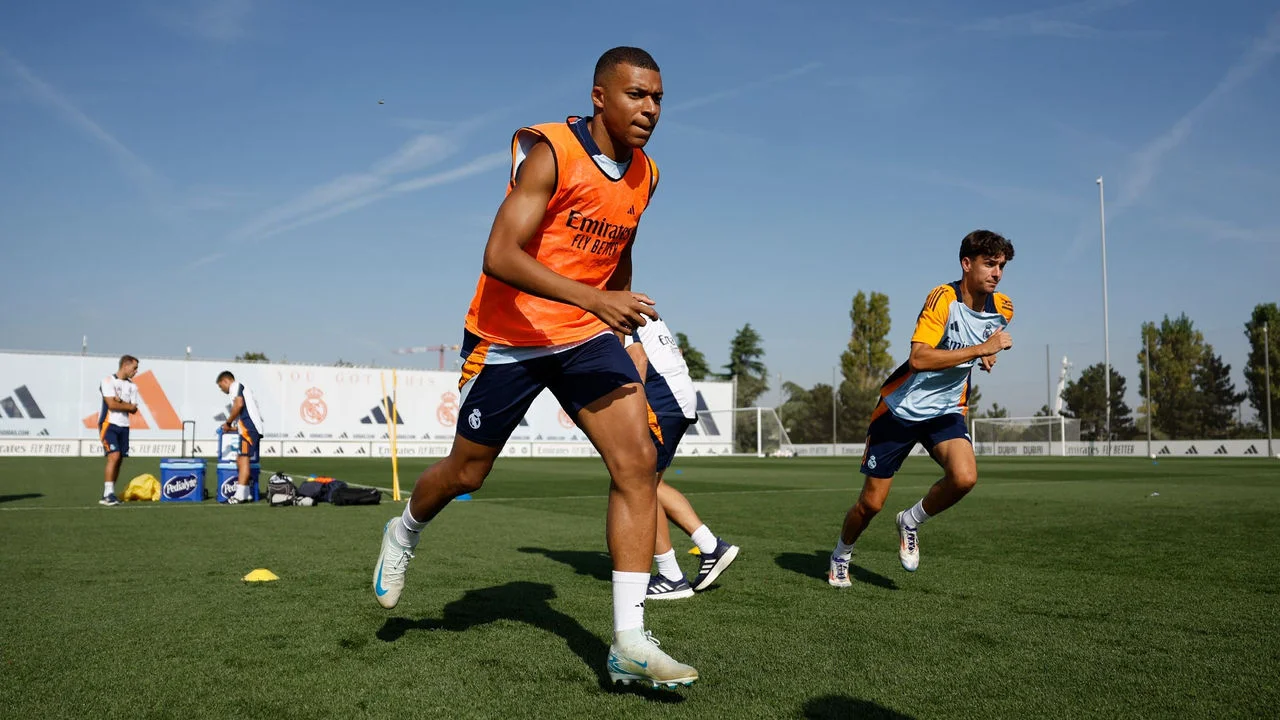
[{"x1": 829, "y1": 230, "x2": 1015, "y2": 585}]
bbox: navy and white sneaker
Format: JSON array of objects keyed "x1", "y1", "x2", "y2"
[
  {"x1": 98, "y1": 493, "x2": 120, "y2": 507},
  {"x1": 690, "y1": 539, "x2": 740, "y2": 591},
  {"x1": 647, "y1": 574, "x2": 695, "y2": 600}
]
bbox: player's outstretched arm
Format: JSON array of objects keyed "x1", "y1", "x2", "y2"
[
  {"x1": 908, "y1": 330, "x2": 1013, "y2": 373},
  {"x1": 480, "y1": 141, "x2": 656, "y2": 333}
]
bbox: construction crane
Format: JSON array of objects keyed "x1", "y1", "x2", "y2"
[{"x1": 392, "y1": 344, "x2": 461, "y2": 370}]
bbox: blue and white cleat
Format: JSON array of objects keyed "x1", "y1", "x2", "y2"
[
  {"x1": 895, "y1": 511, "x2": 920, "y2": 572},
  {"x1": 646, "y1": 574, "x2": 695, "y2": 600},
  {"x1": 373, "y1": 518, "x2": 414, "y2": 609},
  {"x1": 828, "y1": 555, "x2": 851, "y2": 588},
  {"x1": 690, "y1": 538, "x2": 739, "y2": 591},
  {"x1": 99, "y1": 493, "x2": 120, "y2": 507},
  {"x1": 606, "y1": 629, "x2": 698, "y2": 689}
]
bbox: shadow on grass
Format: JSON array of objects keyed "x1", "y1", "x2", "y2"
[
  {"x1": 803, "y1": 695, "x2": 916, "y2": 719},
  {"x1": 0, "y1": 493, "x2": 43, "y2": 504},
  {"x1": 775, "y1": 550, "x2": 898, "y2": 590},
  {"x1": 518, "y1": 546, "x2": 613, "y2": 582},
  {"x1": 377, "y1": 581, "x2": 684, "y2": 703}
]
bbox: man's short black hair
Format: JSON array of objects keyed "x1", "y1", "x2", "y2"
[
  {"x1": 216, "y1": 371, "x2": 235, "y2": 384},
  {"x1": 593, "y1": 47, "x2": 660, "y2": 86},
  {"x1": 119, "y1": 354, "x2": 138, "y2": 368},
  {"x1": 959, "y1": 230, "x2": 1015, "y2": 262}
]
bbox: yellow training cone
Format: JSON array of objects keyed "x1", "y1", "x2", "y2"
[
  {"x1": 243, "y1": 569, "x2": 279, "y2": 582},
  {"x1": 687, "y1": 547, "x2": 701, "y2": 556}
]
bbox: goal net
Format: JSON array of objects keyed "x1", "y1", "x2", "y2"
[
  {"x1": 970, "y1": 415, "x2": 1081, "y2": 457},
  {"x1": 689, "y1": 407, "x2": 796, "y2": 457}
]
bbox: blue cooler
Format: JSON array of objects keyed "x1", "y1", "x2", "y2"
[
  {"x1": 216, "y1": 462, "x2": 260, "y2": 503},
  {"x1": 159, "y1": 459, "x2": 207, "y2": 502}
]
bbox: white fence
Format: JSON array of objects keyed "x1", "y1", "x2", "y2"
[
  {"x1": 788, "y1": 440, "x2": 1277, "y2": 459},
  {"x1": 0, "y1": 351, "x2": 737, "y2": 457}
]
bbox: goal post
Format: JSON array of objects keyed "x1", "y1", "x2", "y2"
[
  {"x1": 970, "y1": 415, "x2": 1081, "y2": 457},
  {"x1": 689, "y1": 406, "x2": 796, "y2": 457}
]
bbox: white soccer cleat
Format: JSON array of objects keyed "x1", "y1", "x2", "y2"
[
  {"x1": 373, "y1": 518, "x2": 414, "y2": 609},
  {"x1": 828, "y1": 555, "x2": 851, "y2": 588},
  {"x1": 606, "y1": 629, "x2": 698, "y2": 689},
  {"x1": 895, "y1": 511, "x2": 920, "y2": 572}
]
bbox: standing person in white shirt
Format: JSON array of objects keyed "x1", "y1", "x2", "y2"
[
  {"x1": 217, "y1": 371, "x2": 266, "y2": 504},
  {"x1": 624, "y1": 318, "x2": 740, "y2": 600},
  {"x1": 98, "y1": 355, "x2": 139, "y2": 507}
]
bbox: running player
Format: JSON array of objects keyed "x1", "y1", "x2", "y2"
[
  {"x1": 830, "y1": 230, "x2": 1015, "y2": 586},
  {"x1": 622, "y1": 317, "x2": 740, "y2": 600},
  {"x1": 371, "y1": 47, "x2": 698, "y2": 688}
]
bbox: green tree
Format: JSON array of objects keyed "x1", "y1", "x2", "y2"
[
  {"x1": 1062, "y1": 363, "x2": 1136, "y2": 441},
  {"x1": 838, "y1": 291, "x2": 894, "y2": 441},
  {"x1": 1244, "y1": 303, "x2": 1280, "y2": 431},
  {"x1": 235, "y1": 352, "x2": 269, "y2": 363},
  {"x1": 675, "y1": 332, "x2": 711, "y2": 381},
  {"x1": 779, "y1": 381, "x2": 834, "y2": 444},
  {"x1": 723, "y1": 324, "x2": 770, "y2": 453},
  {"x1": 1140, "y1": 314, "x2": 1206, "y2": 439},
  {"x1": 333, "y1": 359, "x2": 355, "y2": 367},
  {"x1": 1194, "y1": 348, "x2": 1245, "y2": 439}
]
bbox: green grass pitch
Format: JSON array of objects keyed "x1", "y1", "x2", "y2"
[{"x1": 1, "y1": 455, "x2": 1276, "y2": 718}]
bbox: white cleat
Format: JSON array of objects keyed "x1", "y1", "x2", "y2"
[
  {"x1": 828, "y1": 555, "x2": 851, "y2": 588},
  {"x1": 896, "y1": 511, "x2": 920, "y2": 572},
  {"x1": 373, "y1": 518, "x2": 414, "y2": 609},
  {"x1": 606, "y1": 629, "x2": 698, "y2": 689}
]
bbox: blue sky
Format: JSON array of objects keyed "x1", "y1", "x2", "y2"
[{"x1": 2, "y1": 0, "x2": 1277, "y2": 420}]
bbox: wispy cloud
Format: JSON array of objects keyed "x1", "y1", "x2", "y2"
[
  {"x1": 0, "y1": 48, "x2": 164, "y2": 189},
  {"x1": 183, "y1": 252, "x2": 226, "y2": 271},
  {"x1": 963, "y1": 0, "x2": 1141, "y2": 39},
  {"x1": 895, "y1": 168, "x2": 1080, "y2": 214},
  {"x1": 226, "y1": 132, "x2": 464, "y2": 242},
  {"x1": 1170, "y1": 214, "x2": 1280, "y2": 245},
  {"x1": 162, "y1": 0, "x2": 254, "y2": 43},
  {"x1": 253, "y1": 152, "x2": 508, "y2": 241},
  {"x1": 666, "y1": 61, "x2": 823, "y2": 113},
  {"x1": 1117, "y1": 11, "x2": 1280, "y2": 208}
]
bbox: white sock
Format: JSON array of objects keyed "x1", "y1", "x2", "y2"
[
  {"x1": 902, "y1": 499, "x2": 931, "y2": 529},
  {"x1": 834, "y1": 539, "x2": 855, "y2": 561},
  {"x1": 237, "y1": 484, "x2": 250, "y2": 501},
  {"x1": 104, "y1": 481, "x2": 114, "y2": 497},
  {"x1": 654, "y1": 549, "x2": 683, "y2": 582},
  {"x1": 612, "y1": 570, "x2": 648, "y2": 635},
  {"x1": 690, "y1": 524, "x2": 718, "y2": 555},
  {"x1": 395, "y1": 504, "x2": 426, "y2": 547}
]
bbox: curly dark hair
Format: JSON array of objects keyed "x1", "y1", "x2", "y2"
[{"x1": 959, "y1": 230, "x2": 1014, "y2": 262}]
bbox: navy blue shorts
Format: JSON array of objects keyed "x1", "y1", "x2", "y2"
[
  {"x1": 651, "y1": 412, "x2": 695, "y2": 473},
  {"x1": 859, "y1": 407, "x2": 970, "y2": 478},
  {"x1": 102, "y1": 425, "x2": 129, "y2": 457},
  {"x1": 456, "y1": 331, "x2": 642, "y2": 447},
  {"x1": 237, "y1": 429, "x2": 261, "y2": 462}
]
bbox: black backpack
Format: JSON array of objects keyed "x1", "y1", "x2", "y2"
[
  {"x1": 332, "y1": 486, "x2": 381, "y2": 506},
  {"x1": 297, "y1": 481, "x2": 327, "y2": 503}
]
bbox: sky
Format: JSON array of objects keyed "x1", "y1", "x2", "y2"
[{"x1": 2, "y1": 0, "x2": 1278, "y2": 420}]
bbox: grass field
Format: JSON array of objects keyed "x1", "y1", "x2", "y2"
[{"x1": 1, "y1": 455, "x2": 1277, "y2": 719}]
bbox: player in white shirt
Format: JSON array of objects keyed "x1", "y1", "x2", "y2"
[
  {"x1": 217, "y1": 371, "x2": 266, "y2": 504},
  {"x1": 624, "y1": 317, "x2": 740, "y2": 599},
  {"x1": 97, "y1": 355, "x2": 140, "y2": 506},
  {"x1": 830, "y1": 230, "x2": 1015, "y2": 586}
]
